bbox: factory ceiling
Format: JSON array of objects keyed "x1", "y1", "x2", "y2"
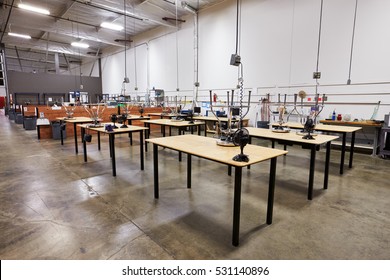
[{"x1": 0, "y1": 0, "x2": 225, "y2": 73}]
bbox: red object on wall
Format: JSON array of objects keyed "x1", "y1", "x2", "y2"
[{"x1": 0, "y1": 97, "x2": 5, "y2": 109}]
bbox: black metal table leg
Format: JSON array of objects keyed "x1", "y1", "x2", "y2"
[
  {"x1": 37, "y1": 125, "x2": 41, "y2": 139},
  {"x1": 228, "y1": 165, "x2": 232, "y2": 176},
  {"x1": 324, "y1": 142, "x2": 331, "y2": 189},
  {"x1": 97, "y1": 132, "x2": 101, "y2": 150},
  {"x1": 247, "y1": 136, "x2": 252, "y2": 170},
  {"x1": 267, "y1": 157, "x2": 277, "y2": 224},
  {"x1": 187, "y1": 154, "x2": 191, "y2": 188},
  {"x1": 349, "y1": 131, "x2": 356, "y2": 168},
  {"x1": 140, "y1": 131, "x2": 144, "y2": 170},
  {"x1": 308, "y1": 145, "x2": 316, "y2": 200},
  {"x1": 81, "y1": 127, "x2": 87, "y2": 162},
  {"x1": 60, "y1": 121, "x2": 64, "y2": 146},
  {"x1": 232, "y1": 166, "x2": 243, "y2": 247},
  {"x1": 178, "y1": 126, "x2": 182, "y2": 161},
  {"x1": 144, "y1": 123, "x2": 149, "y2": 152},
  {"x1": 110, "y1": 134, "x2": 116, "y2": 176},
  {"x1": 340, "y1": 132, "x2": 346, "y2": 174},
  {"x1": 109, "y1": 134, "x2": 112, "y2": 158},
  {"x1": 128, "y1": 119, "x2": 133, "y2": 145},
  {"x1": 153, "y1": 144, "x2": 159, "y2": 199},
  {"x1": 73, "y1": 123, "x2": 78, "y2": 154}
]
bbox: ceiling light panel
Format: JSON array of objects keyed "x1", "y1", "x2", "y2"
[
  {"x1": 8, "y1": 32, "x2": 32, "y2": 39},
  {"x1": 71, "y1": 42, "x2": 90, "y2": 48},
  {"x1": 18, "y1": 3, "x2": 50, "y2": 15},
  {"x1": 100, "y1": 22, "x2": 124, "y2": 31}
]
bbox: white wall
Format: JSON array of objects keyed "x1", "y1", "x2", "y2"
[
  {"x1": 100, "y1": 0, "x2": 390, "y2": 123},
  {"x1": 0, "y1": 86, "x2": 6, "y2": 97}
]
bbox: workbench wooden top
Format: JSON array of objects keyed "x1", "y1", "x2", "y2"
[
  {"x1": 147, "y1": 112, "x2": 185, "y2": 117},
  {"x1": 193, "y1": 116, "x2": 249, "y2": 122},
  {"x1": 78, "y1": 123, "x2": 148, "y2": 133},
  {"x1": 56, "y1": 116, "x2": 94, "y2": 123},
  {"x1": 247, "y1": 127, "x2": 339, "y2": 145},
  {"x1": 146, "y1": 134, "x2": 287, "y2": 167},
  {"x1": 126, "y1": 115, "x2": 150, "y2": 120},
  {"x1": 273, "y1": 122, "x2": 362, "y2": 133},
  {"x1": 141, "y1": 118, "x2": 205, "y2": 127},
  {"x1": 319, "y1": 119, "x2": 382, "y2": 127}
]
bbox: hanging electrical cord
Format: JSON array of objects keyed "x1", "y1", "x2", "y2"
[
  {"x1": 238, "y1": 63, "x2": 244, "y2": 127},
  {"x1": 347, "y1": 0, "x2": 358, "y2": 85},
  {"x1": 123, "y1": 0, "x2": 128, "y2": 84},
  {"x1": 193, "y1": 0, "x2": 200, "y2": 102},
  {"x1": 314, "y1": 0, "x2": 324, "y2": 96},
  {"x1": 175, "y1": 0, "x2": 180, "y2": 91},
  {"x1": 313, "y1": 0, "x2": 324, "y2": 98},
  {"x1": 133, "y1": 5, "x2": 138, "y2": 91},
  {"x1": 235, "y1": 0, "x2": 241, "y2": 55},
  {"x1": 230, "y1": 0, "x2": 241, "y2": 66},
  {"x1": 77, "y1": 20, "x2": 83, "y2": 90},
  {"x1": 288, "y1": 0, "x2": 296, "y2": 92},
  {"x1": 71, "y1": 22, "x2": 78, "y2": 91},
  {"x1": 236, "y1": 0, "x2": 245, "y2": 126}
]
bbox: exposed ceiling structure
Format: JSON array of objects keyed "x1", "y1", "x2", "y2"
[{"x1": 0, "y1": 0, "x2": 225, "y2": 74}]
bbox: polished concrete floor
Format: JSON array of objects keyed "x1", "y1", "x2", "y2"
[{"x1": 0, "y1": 112, "x2": 389, "y2": 260}]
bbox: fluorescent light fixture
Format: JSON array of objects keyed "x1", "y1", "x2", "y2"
[
  {"x1": 71, "y1": 42, "x2": 89, "y2": 49},
  {"x1": 100, "y1": 22, "x2": 123, "y2": 31},
  {"x1": 8, "y1": 32, "x2": 32, "y2": 39},
  {"x1": 18, "y1": 3, "x2": 50, "y2": 15}
]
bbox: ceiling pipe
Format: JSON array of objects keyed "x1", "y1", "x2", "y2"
[
  {"x1": 181, "y1": 1, "x2": 197, "y2": 15},
  {"x1": 6, "y1": 55, "x2": 77, "y2": 65},
  {"x1": 347, "y1": 0, "x2": 359, "y2": 85},
  {"x1": 14, "y1": 46, "x2": 23, "y2": 71}
]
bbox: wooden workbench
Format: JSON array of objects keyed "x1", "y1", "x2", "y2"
[
  {"x1": 146, "y1": 134, "x2": 287, "y2": 246},
  {"x1": 56, "y1": 117, "x2": 95, "y2": 153},
  {"x1": 246, "y1": 127, "x2": 339, "y2": 200},
  {"x1": 192, "y1": 115, "x2": 249, "y2": 134},
  {"x1": 78, "y1": 123, "x2": 149, "y2": 176},
  {"x1": 319, "y1": 119, "x2": 382, "y2": 156},
  {"x1": 273, "y1": 121, "x2": 362, "y2": 174}
]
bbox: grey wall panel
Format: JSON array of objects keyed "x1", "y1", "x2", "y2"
[{"x1": 7, "y1": 70, "x2": 102, "y2": 104}]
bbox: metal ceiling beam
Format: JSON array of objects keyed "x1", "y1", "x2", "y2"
[
  {"x1": 1, "y1": 2, "x2": 99, "y2": 29},
  {"x1": 63, "y1": 53, "x2": 70, "y2": 69},
  {"x1": 14, "y1": 46, "x2": 23, "y2": 71},
  {"x1": 56, "y1": 0, "x2": 79, "y2": 22},
  {"x1": 1, "y1": 0, "x2": 178, "y2": 53},
  {"x1": 36, "y1": 0, "x2": 78, "y2": 49},
  {"x1": 5, "y1": 55, "x2": 69, "y2": 66},
  {"x1": 4, "y1": 46, "x2": 74, "y2": 59},
  {"x1": 71, "y1": 0, "x2": 144, "y2": 21},
  {"x1": 1, "y1": 32, "x2": 101, "y2": 58},
  {"x1": 0, "y1": 0, "x2": 15, "y2": 44},
  {"x1": 72, "y1": 0, "x2": 177, "y2": 28}
]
